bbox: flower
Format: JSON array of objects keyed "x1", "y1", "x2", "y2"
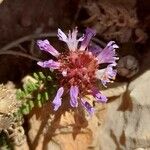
[
  {"x1": 81, "y1": 98, "x2": 94, "y2": 115},
  {"x1": 96, "y1": 41, "x2": 119, "y2": 66},
  {"x1": 52, "y1": 87, "x2": 64, "y2": 111},
  {"x1": 37, "y1": 40, "x2": 60, "y2": 57},
  {"x1": 96, "y1": 64, "x2": 117, "y2": 87},
  {"x1": 91, "y1": 88, "x2": 108, "y2": 103},
  {"x1": 37, "y1": 27, "x2": 119, "y2": 114},
  {"x1": 37, "y1": 60, "x2": 61, "y2": 69},
  {"x1": 70, "y1": 86, "x2": 79, "y2": 107}
]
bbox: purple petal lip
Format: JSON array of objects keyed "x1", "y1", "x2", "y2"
[
  {"x1": 52, "y1": 87, "x2": 64, "y2": 111},
  {"x1": 101, "y1": 65, "x2": 117, "y2": 87},
  {"x1": 37, "y1": 39, "x2": 60, "y2": 57},
  {"x1": 70, "y1": 86, "x2": 79, "y2": 107},
  {"x1": 57, "y1": 28, "x2": 84, "y2": 51},
  {"x1": 92, "y1": 88, "x2": 108, "y2": 103},
  {"x1": 96, "y1": 41, "x2": 119, "y2": 65},
  {"x1": 80, "y1": 28, "x2": 96, "y2": 51},
  {"x1": 88, "y1": 44, "x2": 103, "y2": 56},
  {"x1": 81, "y1": 98, "x2": 94, "y2": 115},
  {"x1": 37, "y1": 60, "x2": 61, "y2": 69}
]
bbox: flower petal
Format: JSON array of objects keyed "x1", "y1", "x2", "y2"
[
  {"x1": 70, "y1": 85, "x2": 79, "y2": 107},
  {"x1": 91, "y1": 88, "x2": 108, "y2": 103},
  {"x1": 80, "y1": 28, "x2": 96, "y2": 51},
  {"x1": 88, "y1": 44, "x2": 103, "y2": 56},
  {"x1": 58, "y1": 28, "x2": 84, "y2": 51},
  {"x1": 96, "y1": 65, "x2": 117, "y2": 87},
  {"x1": 57, "y1": 28, "x2": 68, "y2": 42},
  {"x1": 96, "y1": 41, "x2": 119, "y2": 65},
  {"x1": 52, "y1": 87, "x2": 64, "y2": 111},
  {"x1": 37, "y1": 39, "x2": 60, "y2": 57},
  {"x1": 81, "y1": 98, "x2": 94, "y2": 115},
  {"x1": 37, "y1": 59, "x2": 60, "y2": 69}
]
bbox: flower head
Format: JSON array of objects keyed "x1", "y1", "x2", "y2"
[{"x1": 37, "y1": 28, "x2": 119, "y2": 114}]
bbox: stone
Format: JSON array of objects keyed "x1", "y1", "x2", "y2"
[
  {"x1": 117, "y1": 55, "x2": 139, "y2": 78},
  {"x1": 97, "y1": 70, "x2": 150, "y2": 150},
  {"x1": 124, "y1": 70, "x2": 150, "y2": 149},
  {"x1": 27, "y1": 100, "x2": 107, "y2": 150}
]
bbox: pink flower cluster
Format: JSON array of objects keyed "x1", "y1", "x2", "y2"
[{"x1": 37, "y1": 28, "x2": 119, "y2": 114}]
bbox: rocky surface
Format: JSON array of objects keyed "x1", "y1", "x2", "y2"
[
  {"x1": 117, "y1": 55, "x2": 139, "y2": 78},
  {"x1": 0, "y1": 68, "x2": 149, "y2": 150},
  {"x1": 98, "y1": 70, "x2": 150, "y2": 150},
  {"x1": 125, "y1": 70, "x2": 150, "y2": 149},
  {"x1": 26, "y1": 67, "x2": 150, "y2": 150},
  {"x1": 27, "y1": 100, "x2": 107, "y2": 150}
]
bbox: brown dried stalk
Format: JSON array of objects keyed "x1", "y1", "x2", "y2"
[{"x1": 0, "y1": 32, "x2": 106, "y2": 61}]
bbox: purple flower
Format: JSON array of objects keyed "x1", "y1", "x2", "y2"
[
  {"x1": 37, "y1": 40, "x2": 60, "y2": 57},
  {"x1": 70, "y1": 86, "x2": 79, "y2": 107},
  {"x1": 92, "y1": 88, "x2": 108, "y2": 103},
  {"x1": 81, "y1": 98, "x2": 94, "y2": 115},
  {"x1": 88, "y1": 44, "x2": 103, "y2": 56},
  {"x1": 37, "y1": 59, "x2": 60, "y2": 69},
  {"x1": 37, "y1": 27, "x2": 119, "y2": 114},
  {"x1": 96, "y1": 41, "x2": 119, "y2": 66},
  {"x1": 58, "y1": 27, "x2": 84, "y2": 51},
  {"x1": 80, "y1": 28, "x2": 96, "y2": 51},
  {"x1": 96, "y1": 65, "x2": 117, "y2": 87},
  {"x1": 52, "y1": 87, "x2": 64, "y2": 111}
]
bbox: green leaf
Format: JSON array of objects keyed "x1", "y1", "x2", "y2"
[
  {"x1": 44, "y1": 92, "x2": 49, "y2": 101},
  {"x1": 37, "y1": 99, "x2": 42, "y2": 107},
  {"x1": 23, "y1": 84, "x2": 29, "y2": 94},
  {"x1": 28, "y1": 100, "x2": 34, "y2": 109},
  {"x1": 39, "y1": 72, "x2": 46, "y2": 80},
  {"x1": 30, "y1": 82, "x2": 38, "y2": 90},
  {"x1": 33, "y1": 73, "x2": 39, "y2": 80},
  {"x1": 47, "y1": 75, "x2": 52, "y2": 81},
  {"x1": 15, "y1": 71, "x2": 58, "y2": 117},
  {"x1": 21, "y1": 104, "x2": 30, "y2": 115},
  {"x1": 37, "y1": 93, "x2": 42, "y2": 101},
  {"x1": 16, "y1": 89, "x2": 23, "y2": 99}
]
